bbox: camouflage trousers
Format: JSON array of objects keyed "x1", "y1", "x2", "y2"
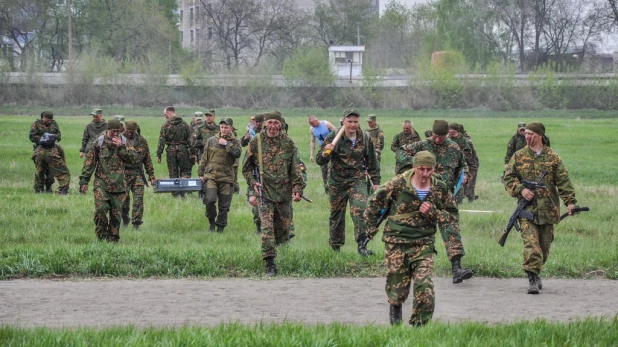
[
  {"x1": 464, "y1": 167, "x2": 478, "y2": 201},
  {"x1": 233, "y1": 162, "x2": 240, "y2": 194},
  {"x1": 93, "y1": 188, "x2": 127, "y2": 242},
  {"x1": 165, "y1": 146, "x2": 192, "y2": 197},
  {"x1": 385, "y1": 240, "x2": 436, "y2": 326},
  {"x1": 438, "y1": 212, "x2": 465, "y2": 261},
  {"x1": 328, "y1": 179, "x2": 369, "y2": 248},
  {"x1": 319, "y1": 163, "x2": 329, "y2": 193},
  {"x1": 204, "y1": 179, "x2": 234, "y2": 227},
  {"x1": 121, "y1": 173, "x2": 145, "y2": 226},
  {"x1": 33, "y1": 146, "x2": 70, "y2": 192},
  {"x1": 259, "y1": 199, "x2": 293, "y2": 259},
  {"x1": 520, "y1": 220, "x2": 554, "y2": 274}
]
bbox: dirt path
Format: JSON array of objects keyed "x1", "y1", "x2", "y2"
[{"x1": 1, "y1": 277, "x2": 617, "y2": 328}]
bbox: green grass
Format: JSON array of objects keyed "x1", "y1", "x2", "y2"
[
  {"x1": 0, "y1": 108, "x2": 617, "y2": 280},
  {"x1": 1, "y1": 318, "x2": 617, "y2": 346}
]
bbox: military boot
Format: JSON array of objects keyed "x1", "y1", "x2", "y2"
[
  {"x1": 133, "y1": 223, "x2": 141, "y2": 231},
  {"x1": 216, "y1": 226, "x2": 224, "y2": 233},
  {"x1": 209, "y1": 219, "x2": 216, "y2": 232},
  {"x1": 265, "y1": 257, "x2": 277, "y2": 277},
  {"x1": 451, "y1": 255, "x2": 473, "y2": 284},
  {"x1": 526, "y1": 271, "x2": 540, "y2": 294},
  {"x1": 59, "y1": 187, "x2": 69, "y2": 195},
  {"x1": 534, "y1": 273, "x2": 543, "y2": 290},
  {"x1": 389, "y1": 305, "x2": 402, "y2": 325},
  {"x1": 255, "y1": 223, "x2": 261, "y2": 235},
  {"x1": 45, "y1": 185, "x2": 53, "y2": 193},
  {"x1": 122, "y1": 216, "x2": 130, "y2": 228},
  {"x1": 331, "y1": 245, "x2": 341, "y2": 252}
]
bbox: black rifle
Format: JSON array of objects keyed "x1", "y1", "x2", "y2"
[
  {"x1": 139, "y1": 165, "x2": 149, "y2": 187},
  {"x1": 560, "y1": 206, "x2": 589, "y2": 221},
  {"x1": 301, "y1": 195, "x2": 313, "y2": 203},
  {"x1": 498, "y1": 170, "x2": 549, "y2": 247},
  {"x1": 253, "y1": 166, "x2": 263, "y2": 206},
  {"x1": 376, "y1": 207, "x2": 390, "y2": 228}
]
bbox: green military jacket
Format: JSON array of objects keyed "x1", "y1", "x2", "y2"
[
  {"x1": 124, "y1": 134, "x2": 155, "y2": 182},
  {"x1": 504, "y1": 145, "x2": 577, "y2": 225},
  {"x1": 198, "y1": 133, "x2": 241, "y2": 183},
  {"x1": 366, "y1": 125, "x2": 385, "y2": 159},
  {"x1": 29, "y1": 119, "x2": 61, "y2": 148},
  {"x1": 505, "y1": 133, "x2": 526, "y2": 164},
  {"x1": 365, "y1": 169, "x2": 458, "y2": 243},
  {"x1": 316, "y1": 128, "x2": 381, "y2": 187},
  {"x1": 390, "y1": 130, "x2": 420, "y2": 153},
  {"x1": 449, "y1": 133, "x2": 474, "y2": 170},
  {"x1": 156, "y1": 116, "x2": 191, "y2": 157},
  {"x1": 190, "y1": 122, "x2": 220, "y2": 156},
  {"x1": 242, "y1": 132, "x2": 305, "y2": 203},
  {"x1": 80, "y1": 120, "x2": 108, "y2": 153},
  {"x1": 401, "y1": 138, "x2": 468, "y2": 191},
  {"x1": 464, "y1": 133, "x2": 480, "y2": 168},
  {"x1": 79, "y1": 135, "x2": 137, "y2": 193}
]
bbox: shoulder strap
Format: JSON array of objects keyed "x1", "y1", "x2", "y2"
[{"x1": 256, "y1": 133, "x2": 264, "y2": 178}]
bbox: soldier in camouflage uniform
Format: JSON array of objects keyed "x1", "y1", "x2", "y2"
[
  {"x1": 316, "y1": 109, "x2": 381, "y2": 256},
  {"x1": 198, "y1": 118, "x2": 242, "y2": 233},
  {"x1": 80, "y1": 109, "x2": 108, "y2": 159},
  {"x1": 392, "y1": 120, "x2": 421, "y2": 175},
  {"x1": 33, "y1": 133, "x2": 71, "y2": 194},
  {"x1": 459, "y1": 124, "x2": 479, "y2": 202},
  {"x1": 365, "y1": 114, "x2": 385, "y2": 162},
  {"x1": 242, "y1": 114, "x2": 264, "y2": 233},
  {"x1": 79, "y1": 119, "x2": 137, "y2": 242},
  {"x1": 505, "y1": 122, "x2": 527, "y2": 166},
  {"x1": 242, "y1": 111, "x2": 305, "y2": 276},
  {"x1": 504, "y1": 122, "x2": 576, "y2": 294},
  {"x1": 365, "y1": 151, "x2": 456, "y2": 326},
  {"x1": 121, "y1": 120, "x2": 156, "y2": 230},
  {"x1": 400, "y1": 120, "x2": 473, "y2": 284},
  {"x1": 156, "y1": 106, "x2": 192, "y2": 197},
  {"x1": 29, "y1": 111, "x2": 62, "y2": 192},
  {"x1": 190, "y1": 112, "x2": 205, "y2": 132},
  {"x1": 448, "y1": 122, "x2": 473, "y2": 204},
  {"x1": 190, "y1": 110, "x2": 219, "y2": 166}
]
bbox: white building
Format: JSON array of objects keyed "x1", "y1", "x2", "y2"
[{"x1": 328, "y1": 45, "x2": 365, "y2": 78}]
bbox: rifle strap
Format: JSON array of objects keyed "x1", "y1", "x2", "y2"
[{"x1": 256, "y1": 133, "x2": 264, "y2": 179}]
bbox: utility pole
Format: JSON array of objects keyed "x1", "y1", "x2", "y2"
[
  {"x1": 67, "y1": 0, "x2": 72, "y2": 66},
  {"x1": 357, "y1": 25, "x2": 361, "y2": 45}
]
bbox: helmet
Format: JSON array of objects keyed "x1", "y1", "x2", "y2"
[{"x1": 39, "y1": 133, "x2": 57, "y2": 149}]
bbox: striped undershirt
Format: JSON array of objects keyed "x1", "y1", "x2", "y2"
[{"x1": 415, "y1": 188, "x2": 429, "y2": 200}]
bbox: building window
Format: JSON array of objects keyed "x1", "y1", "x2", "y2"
[
  {"x1": 346, "y1": 52, "x2": 354, "y2": 61},
  {"x1": 190, "y1": 30, "x2": 194, "y2": 43},
  {"x1": 180, "y1": 10, "x2": 183, "y2": 25},
  {"x1": 195, "y1": 6, "x2": 199, "y2": 23},
  {"x1": 195, "y1": 29, "x2": 199, "y2": 44},
  {"x1": 190, "y1": 8, "x2": 194, "y2": 26}
]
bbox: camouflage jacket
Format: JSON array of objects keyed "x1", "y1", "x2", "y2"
[
  {"x1": 504, "y1": 145, "x2": 577, "y2": 225},
  {"x1": 241, "y1": 127, "x2": 261, "y2": 147},
  {"x1": 449, "y1": 133, "x2": 474, "y2": 169},
  {"x1": 198, "y1": 133, "x2": 242, "y2": 183},
  {"x1": 505, "y1": 133, "x2": 526, "y2": 164},
  {"x1": 401, "y1": 138, "x2": 468, "y2": 191},
  {"x1": 467, "y1": 135, "x2": 479, "y2": 168},
  {"x1": 29, "y1": 119, "x2": 61, "y2": 148},
  {"x1": 190, "y1": 122, "x2": 220, "y2": 155},
  {"x1": 366, "y1": 125, "x2": 385, "y2": 154},
  {"x1": 156, "y1": 116, "x2": 191, "y2": 157},
  {"x1": 80, "y1": 120, "x2": 108, "y2": 153},
  {"x1": 242, "y1": 133, "x2": 305, "y2": 203},
  {"x1": 390, "y1": 130, "x2": 420, "y2": 153},
  {"x1": 79, "y1": 135, "x2": 137, "y2": 193},
  {"x1": 124, "y1": 134, "x2": 155, "y2": 181},
  {"x1": 365, "y1": 169, "x2": 458, "y2": 243},
  {"x1": 316, "y1": 128, "x2": 381, "y2": 186}
]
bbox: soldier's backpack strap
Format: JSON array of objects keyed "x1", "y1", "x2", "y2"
[{"x1": 256, "y1": 133, "x2": 264, "y2": 178}]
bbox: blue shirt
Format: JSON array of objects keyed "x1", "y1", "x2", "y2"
[{"x1": 312, "y1": 121, "x2": 331, "y2": 146}]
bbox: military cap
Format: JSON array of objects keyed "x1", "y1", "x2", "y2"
[
  {"x1": 343, "y1": 109, "x2": 361, "y2": 118},
  {"x1": 41, "y1": 111, "x2": 54, "y2": 119},
  {"x1": 264, "y1": 111, "x2": 283, "y2": 122},
  {"x1": 366, "y1": 114, "x2": 377, "y2": 122},
  {"x1": 449, "y1": 122, "x2": 459, "y2": 130},
  {"x1": 526, "y1": 122, "x2": 545, "y2": 136},
  {"x1": 209, "y1": 109, "x2": 216, "y2": 114},
  {"x1": 413, "y1": 151, "x2": 436, "y2": 168},
  {"x1": 458, "y1": 124, "x2": 465, "y2": 133},
  {"x1": 125, "y1": 120, "x2": 138, "y2": 131},
  {"x1": 432, "y1": 120, "x2": 449, "y2": 136},
  {"x1": 205, "y1": 110, "x2": 215, "y2": 116},
  {"x1": 518, "y1": 122, "x2": 526, "y2": 130},
  {"x1": 254, "y1": 114, "x2": 265, "y2": 122},
  {"x1": 219, "y1": 118, "x2": 233, "y2": 126},
  {"x1": 194, "y1": 111, "x2": 204, "y2": 118},
  {"x1": 107, "y1": 119, "x2": 123, "y2": 130},
  {"x1": 90, "y1": 108, "x2": 103, "y2": 116},
  {"x1": 113, "y1": 115, "x2": 125, "y2": 122}
]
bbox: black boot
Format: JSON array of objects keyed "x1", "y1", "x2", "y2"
[
  {"x1": 255, "y1": 223, "x2": 261, "y2": 234},
  {"x1": 357, "y1": 236, "x2": 375, "y2": 256},
  {"x1": 209, "y1": 219, "x2": 215, "y2": 232},
  {"x1": 45, "y1": 184, "x2": 53, "y2": 193},
  {"x1": 389, "y1": 305, "x2": 402, "y2": 325},
  {"x1": 451, "y1": 256, "x2": 473, "y2": 284},
  {"x1": 265, "y1": 257, "x2": 277, "y2": 277},
  {"x1": 122, "y1": 216, "x2": 130, "y2": 228},
  {"x1": 59, "y1": 187, "x2": 69, "y2": 195},
  {"x1": 534, "y1": 273, "x2": 543, "y2": 290},
  {"x1": 216, "y1": 226, "x2": 224, "y2": 233},
  {"x1": 331, "y1": 245, "x2": 341, "y2": 252},
  {"x1": 527, "y1": 271, "x2": 540, "y2": 294}
]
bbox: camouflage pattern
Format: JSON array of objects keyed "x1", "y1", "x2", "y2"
[
  {"x1": 190, "y1": 122, "x2": 220, "y2": 159},
  {"x1": 242, "y1": 132, "x2": 305, "y2": 259},
  {"x1": 79, "y1": 134, "x2": 137, "y2": 242},
  {"x1": 463, "y1": 136, "x2": 479, "y2": 201},
  {"x1": 505, "y1": 133, "x2": 526, "y2": 164},
  {"x1": 504, "y1": 145, "x2": 576, "y2": 274},
  {"x1": 156, "y1": 116, "x2": 192, "y2": 192},
  {"x1": 366, "y1": 125, "x2": 385, "y2": 161},
  {"x1": 364, "y1": 169, "x2": 458, "y2": 326},
  {"x1": 122, "y1": 133, "x2": 155, "y2": 226},
  {"x1": 80, "y1": 120, "x2": 108, "y2": 154},
  {"x1": 316, "y1": 128, "x2": 381, "y2": 248},
  {"x1": 449, "y1": 133, "x2": 473, "y2": 203},
  {"x1": 198, "y1": 132, "x2": 242, "y2": 227},
  {"x1": 390, "y1": 130, "x2": 421, "y2": 153},
  {"x1": 30, "y1": 119, "x2": 63, "y2": 190},
  {"x1": 243, "y1": 124, "x2": 264, "y2": 227},
  {"x1": 401, "y1": 139, "x2": 468, "y2": 192},
  {"x1": 33, "y1": 145, "x2": 70, "y2": 192}
]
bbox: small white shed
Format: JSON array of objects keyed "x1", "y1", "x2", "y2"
[{"x1": 328, "y1": 45, "x2": 365, "y2": 78}]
